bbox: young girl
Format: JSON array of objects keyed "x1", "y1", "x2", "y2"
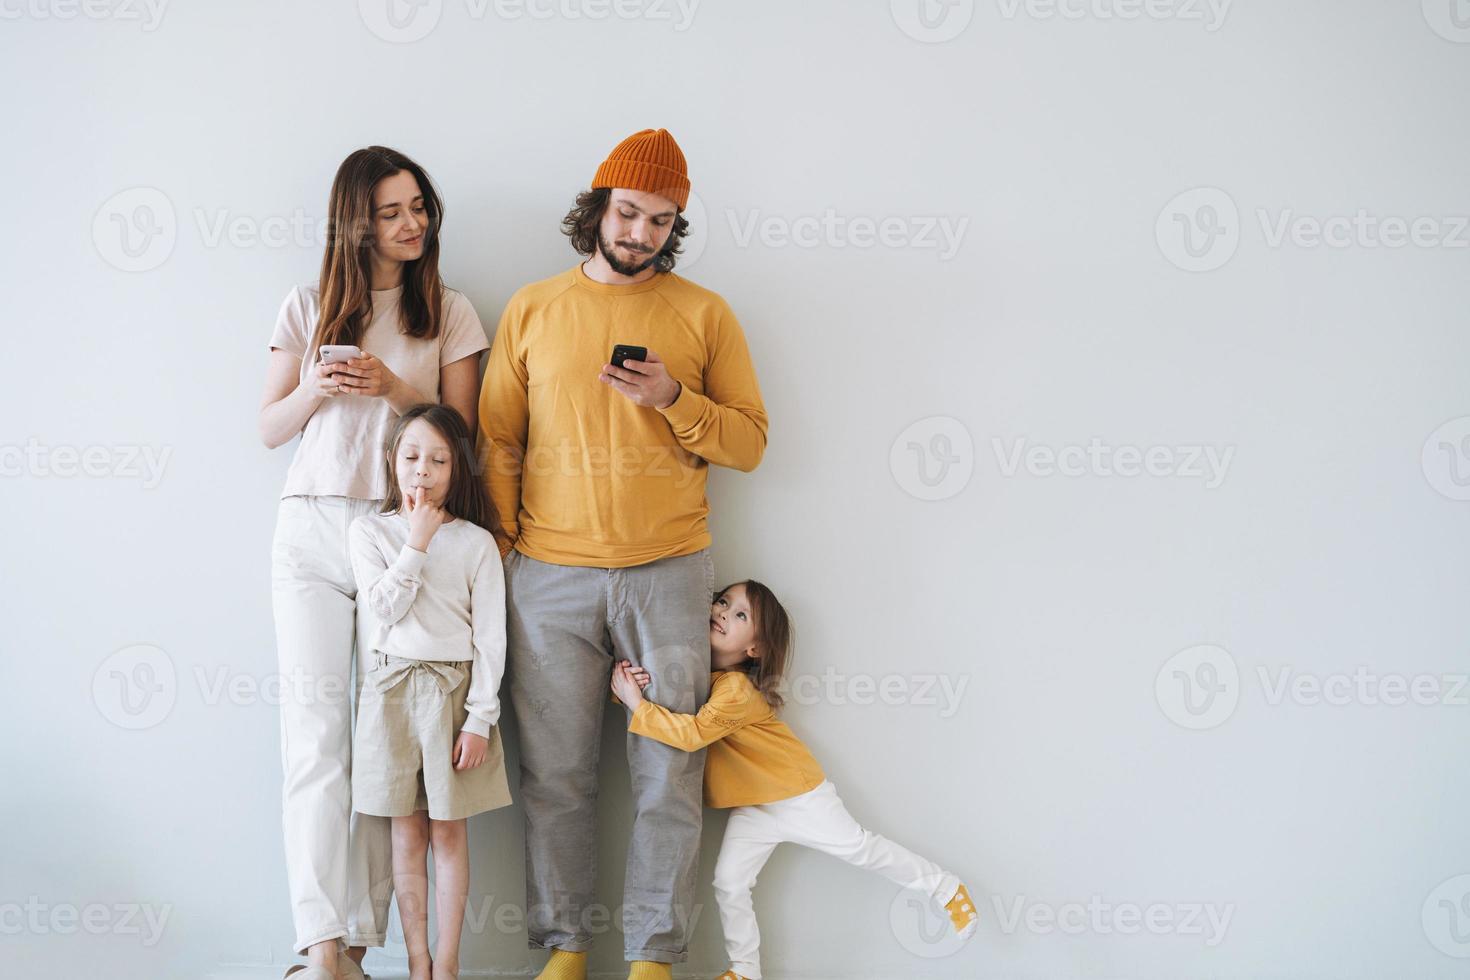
[
  {"x1": 609, "y1": 580, "x2": 978, "y2": 980},
  {"x1": 348, "y1": 404, "x2": 512, "y2": 980}
]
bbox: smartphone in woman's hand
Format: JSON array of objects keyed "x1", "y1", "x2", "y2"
[{"x1": 319, "y1": 344, "x2": 363, "y2": 365}]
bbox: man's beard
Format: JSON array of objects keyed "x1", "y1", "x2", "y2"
[{"x1": 597, "y1": 232, "x2": 658, "y2": 277}]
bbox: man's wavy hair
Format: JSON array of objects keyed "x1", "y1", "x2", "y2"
[{"x1": 561, "y1": 187, "x2": 691, "y2": 274}]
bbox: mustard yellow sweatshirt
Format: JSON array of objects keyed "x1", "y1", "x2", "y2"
[
  {"x1": 629, "y1": 670, "x2": 826, "y2": 809},
  {"x1": 479, "y1": 265, "x2": 768, "y2": 567}
]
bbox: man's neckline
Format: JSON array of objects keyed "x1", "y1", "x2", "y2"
[{"x1": 573, "y1": 262, "x2": 666, "y2": 295}]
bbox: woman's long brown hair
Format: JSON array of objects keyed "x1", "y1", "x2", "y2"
[
  {"x1": 310, "y1": 146, "x2": 445, "y2": 357},
  {"x1": 723, "y1": 579, "x2": 793, "y2": 709},
  {"x1": 380, "y1": 404, "x2": 498, "y2": 534}
]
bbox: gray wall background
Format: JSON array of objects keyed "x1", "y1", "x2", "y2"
[{"x1": 4, "y1": 1, "x2": 1469, "y2": 977}]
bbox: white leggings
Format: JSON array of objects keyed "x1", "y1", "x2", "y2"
[
  {"x1": 712, "y1": 780, "x2": 960, "y2": 979},
  {"x1": 271, "y1": 494, "x2": 393, "y2": 954}
]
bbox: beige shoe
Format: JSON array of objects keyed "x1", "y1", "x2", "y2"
[
  {"x1": 338, "y1": 957, "x2": 373, "y2": 980},
  {"x1": 283, "y1": 966, "x2": 337, "y2": 980},
  {"x1": 339, "y1": 952, "x2": 373, "y2": 980}
]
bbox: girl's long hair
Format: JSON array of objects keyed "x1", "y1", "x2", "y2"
[
  {"x1": 310, "y1": 146, "x2": 445, "y2": 357},
  {"x1": 380, "y1": 404, "x2": 497, "y2": 534},
  {"x1": 723, "y1": 579, "x2": 792, "y2": 709}
]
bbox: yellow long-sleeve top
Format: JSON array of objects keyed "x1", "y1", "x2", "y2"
[
  {"x1": 478, "y1": 265, "x2": 768, "y2": 567},
  {"x1": 628, "y1": 670, "x2": 826, "y2": 809}
]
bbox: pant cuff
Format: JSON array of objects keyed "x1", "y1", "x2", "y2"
[
  {"x1": 346, "y1": 932, "x2": 386, "y2": 948},
  {"x1": 930, "y1": 873, "x2": 963, "y2": 909},
  {"x1": 294, "y1": 928, "x2": 348, "y2": 957},
  {"x1": 625, "y1": 946, "x2": 686, "y2": 964},
  {"x1": 731, "y1": 960, "x2": 762, "y2": 980},
  {"x1": 529, "y1": 937, "x2": 595, "y2": 954}
]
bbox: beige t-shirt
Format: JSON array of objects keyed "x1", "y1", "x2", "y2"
[{"x1": 269, "y1": 283, "x2": 488, "y2": 501}]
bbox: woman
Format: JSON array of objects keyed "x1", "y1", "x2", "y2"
[{"x1": 258, "y1": 146, "x2": 488, "y2": 980}]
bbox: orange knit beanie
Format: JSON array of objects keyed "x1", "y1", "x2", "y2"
[{"x1": 591, "y1": 128, "x2": 690, "y2": 211}]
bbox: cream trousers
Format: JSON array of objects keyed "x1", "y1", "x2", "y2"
[
  {"x1": 713, "y1": 780, "x2": 960, "y2": 979},
  {"x1": 271, "y1": 494, "x2": 393, "y2": 954}
]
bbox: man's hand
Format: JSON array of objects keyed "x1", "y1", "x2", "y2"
[
  {"x1": 453, "y1": 730, "x2": 488, "y2": 770},
  {"x1": 611, "y1": 660, "x2": 652, "y2": 708},
  {"x1": 599, "y1": 351, "x2": 681, "y2": 409}
]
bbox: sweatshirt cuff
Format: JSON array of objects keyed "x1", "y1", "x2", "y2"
[
  {"x1": 390, "y1": 544, "x2": 429, "y2": 578},
  {"x1": 460, "y1": 712, "x2": 493, "y2": 739},
  {"x1": 655, "y1": 381, "x2": 703, "y2": 431}
]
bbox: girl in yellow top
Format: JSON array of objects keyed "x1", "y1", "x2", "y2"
[{"x1": 610, "y1": 580, "x2": 978, "y2": 980}]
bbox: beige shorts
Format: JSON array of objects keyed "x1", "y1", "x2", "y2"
[{"x1": 352, "y1": 653, "x2": 512, "y2": 821}]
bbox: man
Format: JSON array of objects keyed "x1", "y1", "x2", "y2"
[{"x1": 479, "y1": 128, "x2": 768, "y2": 980}]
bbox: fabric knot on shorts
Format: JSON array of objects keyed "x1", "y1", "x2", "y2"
[{"x1": 367, "y1": 654, "x2": 466, "y2": 698}]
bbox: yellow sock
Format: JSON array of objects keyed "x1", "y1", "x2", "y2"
[
  {"x1": 627, "y1": 961, "x2": 673, "y2": 980},
  {"x1": 536, "y1": 948, "x2": 587, "y2": 980},
  {"x1": 945, "y1": 883, "x2": 979, "y2": 938}
]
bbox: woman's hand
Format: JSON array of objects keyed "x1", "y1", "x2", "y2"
[
  {"x1": 611, "y1": 660, "x2": 651, "y2": 708},
  {"x1": 332, "y1": 352, "x2": 404, "y2": 400},
  {"x1": 453, "y1": 730, "x2": 488, "y2": 770},
  {"x1": 404, "y1": 486, "x2": 446, "y2": 552},
  {"x1": 308, "y1": 359, "x2": 351, "y2": 398}
]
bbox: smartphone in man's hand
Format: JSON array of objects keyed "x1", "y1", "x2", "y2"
[{"x1": 610, "y1": 344, "x2": 648, "y2": 370}]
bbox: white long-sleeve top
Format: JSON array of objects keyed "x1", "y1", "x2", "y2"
[{"x1": 347, "y1": 510, "x2": 506, "y2": 738}]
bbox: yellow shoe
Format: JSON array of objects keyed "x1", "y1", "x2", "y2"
[
  {"x1": 713, "y1": 972, "x2": 750, "y2": 980},
  {"x1": 628, "y1": 962, "x2": 672, "y2": 980},
  {"x1": 537, "y1": 949, "x2": 587, "y2": 980},
  {"x1": 945, "y1": 883, "x2": 979, "y2": 939}
]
